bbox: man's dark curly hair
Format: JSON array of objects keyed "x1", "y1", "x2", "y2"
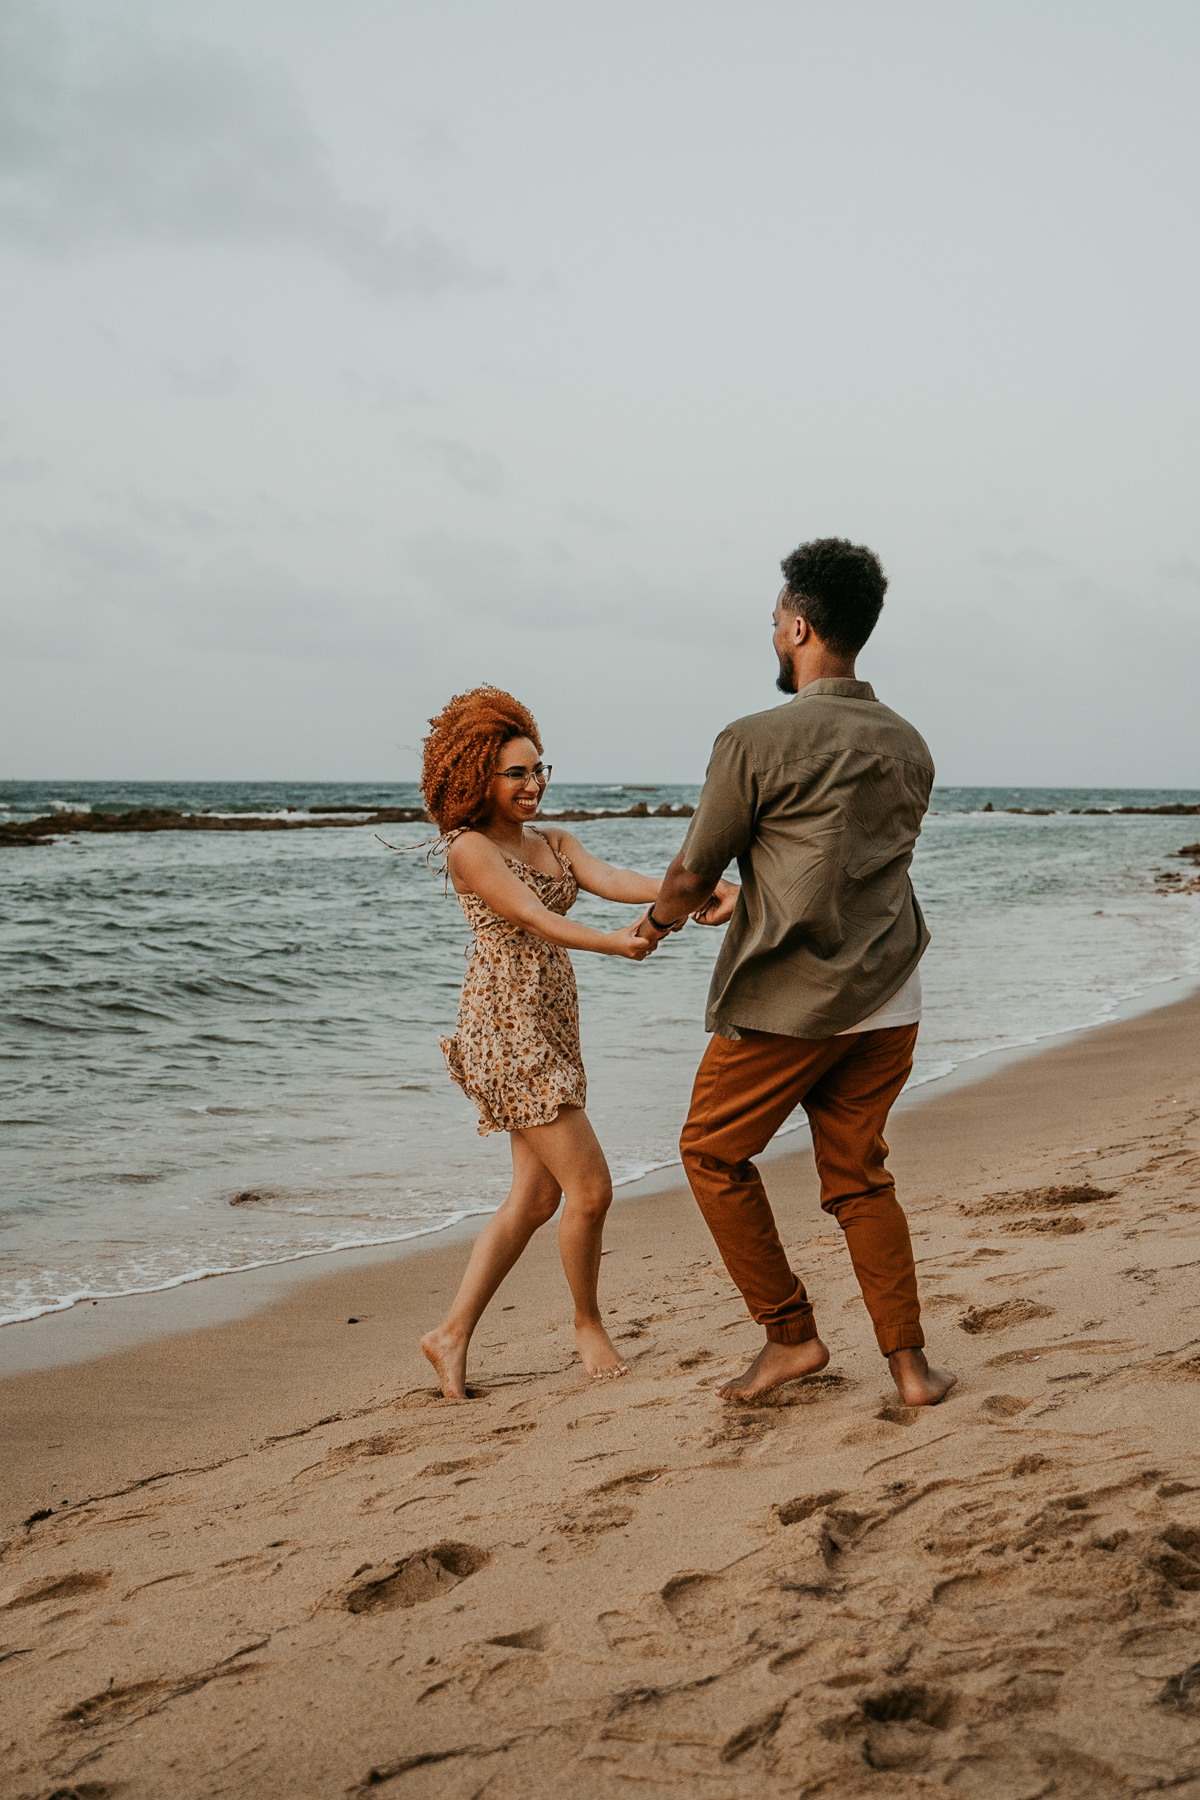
[{"x1": 779, "y1": 537, "x2": 888, "y2": 657}]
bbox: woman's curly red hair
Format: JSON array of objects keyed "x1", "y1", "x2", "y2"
[{"x1": 421, "y1": 686, "x2": 542, "y2": 834}]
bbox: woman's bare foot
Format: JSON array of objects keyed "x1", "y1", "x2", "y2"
[
  {"x1": 888, "y1": 1347, "x2": 956, "y2": 1406},
  {"x1": 718, "y1": 1335, "x2": 830, "y2": 1401},
  {"x1": 575, "y1": 1317, "x2": 629, "y2": 1380},
  {"x1": 420, "y1": 1326, "x2": 470, "y2": 1400}
]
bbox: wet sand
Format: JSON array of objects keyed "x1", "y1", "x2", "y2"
[{"x1": 2, "y1": 993, "x2": 1200, "y2": 1797}]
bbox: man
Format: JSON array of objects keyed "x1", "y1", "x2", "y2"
[{"x1": 636, "y1": 537, "x2": 954, "y2": 1407}]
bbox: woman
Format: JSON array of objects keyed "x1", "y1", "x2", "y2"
[{"x1": 416, "y1": 686, "x2": 708, "y2": 1400}]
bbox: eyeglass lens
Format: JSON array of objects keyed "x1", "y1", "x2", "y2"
[{"x1": 500, "y1": 763, "x2": 551, "y2": 783}]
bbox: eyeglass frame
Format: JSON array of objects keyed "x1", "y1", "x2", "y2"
[{"x1": 496, "y1": 760, "x2": 552, "y2": 788}]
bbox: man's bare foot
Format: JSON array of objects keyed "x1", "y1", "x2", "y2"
[
  {"x1": 420, "y1": 1326, "x2": 469, "y2": 1400},
  {"x1": 575, "y1": 1318, "x2": 629, "y2": 1381},
  {"x1": 888, "y1": 1347, "x2": 956, "y2": 1406},
  {"x1": 718, "y1": 1336, "x2": 830, "y2": 1402}
]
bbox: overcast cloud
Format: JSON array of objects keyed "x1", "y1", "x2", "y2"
[{"x1": 1, "y1": 0, "x2": 1197, "y2": 785}]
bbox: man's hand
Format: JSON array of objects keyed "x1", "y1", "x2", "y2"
[
  {"x1": 633, "y1": 907, "x2": 685, "y2": 944},
  {"x1": 637, "y1": 851, "x2": 724, "y2": 942},
  {"x1": 692, "y1": 877, "x2": 740, "y2": 926}
]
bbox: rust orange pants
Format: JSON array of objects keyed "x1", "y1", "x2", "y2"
[{"x1": 679, "y1": 1023, "x2": 923, "y2": 1357}]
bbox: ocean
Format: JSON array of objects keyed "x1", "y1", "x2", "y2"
[{"x1": 2, "y1": 781, "x2": 1199, "y2": 1331}]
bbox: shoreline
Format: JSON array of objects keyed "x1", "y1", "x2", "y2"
[
  {"x1": 4, "y1": 975, "x2": 1199, "y2": 1479},
  {"x1": 3, "y1": 975, "x2": 1200, "y2": 1792},
  {"x1": 3, "y1": 966, "x2": 1196, "y2": 1376}
]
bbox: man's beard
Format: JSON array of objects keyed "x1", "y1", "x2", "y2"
[{"x1": 775, "y1": 655, "x2": 797, "y2": 694}]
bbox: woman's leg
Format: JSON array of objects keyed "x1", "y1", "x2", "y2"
[
  {"x1": 514, "y1": 1106, "x2": 627, "y2": 1381},
  {"x1": 421, "y1": 1133, "x2": 562, "y2": 1400}
]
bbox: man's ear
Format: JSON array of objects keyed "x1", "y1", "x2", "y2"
[{"x1": 791, "y1": 610, "x2": 811, "y2": 645}]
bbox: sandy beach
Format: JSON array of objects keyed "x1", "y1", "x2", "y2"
[{"x1": 3, "y1": 993, "x2": 1200, "y2": 1798}]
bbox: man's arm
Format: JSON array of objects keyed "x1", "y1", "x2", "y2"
[
  {"x1": 633, "y1": 728, "x2": 752, "y2": 942},
  {"x1": 632, "y1": 851, "x2": 719, "y2": 941}
]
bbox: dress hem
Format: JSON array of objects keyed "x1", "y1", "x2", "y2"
[{"x1": 440, "y1": 1034, "x2": 586, "y2": 1137}]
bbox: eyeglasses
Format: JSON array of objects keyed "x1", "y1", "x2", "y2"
[{"x1": 498, "y1": 762, "x2": 552, "y2": 787}]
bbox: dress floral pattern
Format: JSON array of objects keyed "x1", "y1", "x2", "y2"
[{"x1": 440, "y1": 833, "x2": 586, "y2": 1136}]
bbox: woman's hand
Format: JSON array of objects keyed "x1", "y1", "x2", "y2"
[
  {"x1": 692, "y1": 877, "x2": 740, "y2": 926},
  {"x1": 608, "y1": 921, "x2": 658, "y2": 960}
]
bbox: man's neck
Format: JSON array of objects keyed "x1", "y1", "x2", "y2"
[{"x1": 789, "y1": 645, "x2": 858, "y2": 689}]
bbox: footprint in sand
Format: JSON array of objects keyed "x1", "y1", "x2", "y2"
[
  {"x1": 63, "y1": 1676, "x2": 189, "y2": 1729},
  {"x1": 2, "y1": 1571, "x2": 110, "y2": 1610},
  {"x1": 62, "y1": 1642, "x2": 268, "y2": 1731},
  {"x1": 486, "y1": 1624, "x2": 553, "y2": 1651},
  {"x1": 958, "y1": 1298, "x2": 1055, "y2": 1334},
  {"x1": 398, "y1": 1385, "x2": 489, "y2": 1408},
  {"x1": 981, "y1": 1393, "x2": 1033, "y2": 1417},
  {"x1": 660, "y1": 1571, "x2": 730, "y2": 1636},
  {"x1": 341, "y1": 1542, "x2": 491, "y2": 1614},
  {"x1": 704, "y1": 1413, "x2": 778, "y2": 1457},
  {"x1": 851, "y1": 1682, "x2": 957, "y2": 1773},
  {"x1": 566, "y1": 1410, "x2": 615, "y2": 1432},
  {"x1": 586, "y1": 1467, "x2": 665, "y2": 1497},
  {"x1": 555, "y1": 1502, "x2": 633, "y2": 1539},
  {"x1": 967, "y1": 1183, "x2": 1115, "y2": 1216},
  {"x1": 999, "y1": 1214, "x2": 1088, "y2": 1236},
  {"x1": 875, "y1": 1401, "x2": 920, "y2": 1426},
  {"x1": 418, "y1": 1453, "x2": 502, "y2": 1478},
  {"x1": 550, "y1": 1468, "x2": 665, "y2": 1546},
  {"x1": 316, "y1": 1430, "x2": 411, "y2": 1473},
  {"x1": 774, "y1": 1490, "x2": 845, "y2": 1527}
]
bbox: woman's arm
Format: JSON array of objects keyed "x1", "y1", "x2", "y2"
[
  {"x1": 543, "y1": 830, "x2": 663, "y2": 904},
  {"x1": 448, "y1": 834, "x2": 654, "y2": 960}
]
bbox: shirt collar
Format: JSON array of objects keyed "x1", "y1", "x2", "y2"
[{"x1": 794, "y1": 677, "x2": 877, "y2": 702}]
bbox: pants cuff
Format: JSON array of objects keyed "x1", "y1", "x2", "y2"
[
  {"x1": 765, "y1": 1315, "x2": 821, "y2": 1346},
  {"x1": 878, "y1": 1332, "x2": 925, "y2": 1357}
]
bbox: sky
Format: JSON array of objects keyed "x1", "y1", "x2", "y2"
[{"x1": 1, "y1": 0, "x2": 1198, "y2": 786}]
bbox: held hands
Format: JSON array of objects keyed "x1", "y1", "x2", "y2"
[
  {"x1": 609, "y1": 921, "x2": 658, "y2": 960},
  {"x1": 626, "y1": 877, "x2": 740, "y2": 949},
  {"x1": 692, "y1": 877, "x2": 740, "y2": 927},
  {"x1": 632, "y1": 906, "x2": 686, "y2": 947}
]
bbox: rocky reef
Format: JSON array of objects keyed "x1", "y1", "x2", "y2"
[{"x1": 0, "y1": 801, "x2": 695, "y2": 848}]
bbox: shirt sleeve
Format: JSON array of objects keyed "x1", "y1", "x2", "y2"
[{"x1": 679, "y1": 729, "x2": 756, "y2": 880}]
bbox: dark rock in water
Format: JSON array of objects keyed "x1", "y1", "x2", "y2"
[
  {"x1": 1115, "y1": 803, "x2": 1200, "y2": 815},
  {"x1": 539, "y1": 804, "x2": 694, "y2": 822},
  {"x1": 1, "y1": 799, "x2": 694, "y2": 847},
  {"x1": 0, "y1": 804, "x2": 427, "y2": 846},
  {"x1": 1079, "y1": 803, "x2": 1200, "y2": 816}
]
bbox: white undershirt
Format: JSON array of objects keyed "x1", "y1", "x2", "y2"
[{"x1": 836, "y1": 965, "x2": 923, "y2": 1035}]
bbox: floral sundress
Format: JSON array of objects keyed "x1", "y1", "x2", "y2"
[{"x1": 440, "y1": 832, "x2": 586, "y2": 1135}]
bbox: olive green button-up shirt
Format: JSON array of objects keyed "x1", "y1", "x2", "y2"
[{"x1": 681, "y1": 679, "x2": 934, "y2": 1040}]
